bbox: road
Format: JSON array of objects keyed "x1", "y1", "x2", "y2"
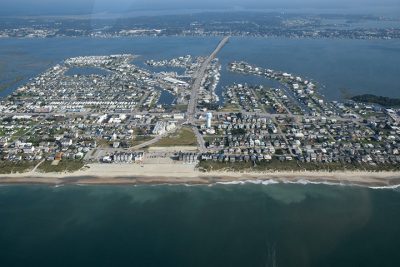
[
  {"x1": 30, "y1": 159, "x2": 45, "y2": 173},
  {"x1": 186, "y1": 36, "x2": 230, "y2": 124},
  {"x1": 280, "y1": 83, "x2": 312, "y2": 115},
  {"x1": 130, "y1": 133, "x2": 166, "y2": 150},
  {"x1": 192, "y1": 126, "x2": 206, "y2": 153},
  {"x1": 7, "y1": 109, "x2": 359, "y2": 124}
]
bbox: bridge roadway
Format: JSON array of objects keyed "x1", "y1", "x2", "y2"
[{"x1": 186, "y1": 36, "x2": 230, "y2": 124}]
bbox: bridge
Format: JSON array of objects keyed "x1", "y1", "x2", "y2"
[{"x1": 186, "y1": 36, "x2": 230, "y2": 124}]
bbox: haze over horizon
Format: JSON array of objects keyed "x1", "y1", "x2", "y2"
[{"x1": 1, "y1": 0, "x2": 400, "y2": 17}]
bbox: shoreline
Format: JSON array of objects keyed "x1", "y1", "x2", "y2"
[{"x1": 0, "y1": 163, "x2": 400, "y2": 188}]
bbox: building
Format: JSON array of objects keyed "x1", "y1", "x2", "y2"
[{"x1": 206, "y1": 112, "x2": 212, "y2": 128}]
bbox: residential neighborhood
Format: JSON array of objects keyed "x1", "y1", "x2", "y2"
[{"x1": 1, "y1": 49, "x2": 400, "y2": 173}]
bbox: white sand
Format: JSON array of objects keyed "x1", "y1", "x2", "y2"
[{"x1": 0, "y1": 162, "x2": 399, "y2": 187}]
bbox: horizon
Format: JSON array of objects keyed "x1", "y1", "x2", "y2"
[{"x1": 1, "y1": 0, "x2": 400, "y2": 17}]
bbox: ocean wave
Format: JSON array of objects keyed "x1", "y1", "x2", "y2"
[
  {"x1": 145, "y1": 183, "x2": 206, "y2": 187},
  {"x1": 216, "y1": 181, "x2": 246, "y2": 185},
  {"x1": 262, "y1": 179, "x2": 280, "y2": 185},
  {"x1": 183, "y1": 183, "x2": 205, "y2": 187},
  {"x1": 281, "y1": 179, "x2": 346, "y2": 187},
  {"x1": 216, "y1": 179, "x2": 279, "y2": 186},
  {"x1": 215, "y1": 178, "x2": 359, "y2": 188},
  {"x1": 58, "y1": 180, "x2": 400, "y2": 190},
  {"x1": 215, "y1": 179, "x2": 400, "y2": 190},
  {"x1": 369, "y1": 184, "x2": 400, "y2": 190}
]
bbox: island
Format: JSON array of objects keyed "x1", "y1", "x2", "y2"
[{"x1": 1, "y1": 37, "x2": 400, "y2": 188}]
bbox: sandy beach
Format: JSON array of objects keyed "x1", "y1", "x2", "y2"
[{"x1": 0, "y1": 162, "x2": 400, "y2": 188}]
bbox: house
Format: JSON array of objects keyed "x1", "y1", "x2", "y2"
[
  {"x1": 113, "y1": 141, "x2": 120, "y2": 148},
  {"x1": 61, "y1": 138, "x2": 73, "y2": 147}
]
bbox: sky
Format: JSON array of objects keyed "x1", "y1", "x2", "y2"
[{"x1": 1, "y1": 0, "x2": 400, "y2": 17}]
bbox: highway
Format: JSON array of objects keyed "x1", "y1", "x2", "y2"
[{"x1": 186, "y1": 36, "x2": 230, "y2": 124}]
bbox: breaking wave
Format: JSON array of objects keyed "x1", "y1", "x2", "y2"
[
  {"x1": 215, "y1": 178, "x2": 400, "y2": 190},
  {"x1": 216, "y1": 179, "x2": 279, "y2": 185},
  {"x1": 369, "y1": 184, "x2": 400, "y2": 190}
]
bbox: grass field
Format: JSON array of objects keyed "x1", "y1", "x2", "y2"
[
  {"x1": 153, "y1": 127, "x2": 197, "y2": 147},
  {"x1": 198, "y1": 158, "x2": 400, "y2": 172},
  {"x1": 0, "y1": 161, "x2": 37, "y2": 174},
  {"x1": 173, "y1": 104, "x2": 188, "y2": 112},
  {"x1": 219, "y1": 103, "x2": 241, "y2": 112},
  {"x1": 131, "y1": 135, "x2": 153, "y2": 146},
  {"x1": 37, "y1": 160, "x2": 85, "y2": 173}
]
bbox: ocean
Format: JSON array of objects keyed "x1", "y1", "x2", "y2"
[
  {"x1": 0, "y1": 184, "x2": 399, "y2": 266},
  {"x1": 1, "y1": 37, "x2": 400, "y2": 100}
]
